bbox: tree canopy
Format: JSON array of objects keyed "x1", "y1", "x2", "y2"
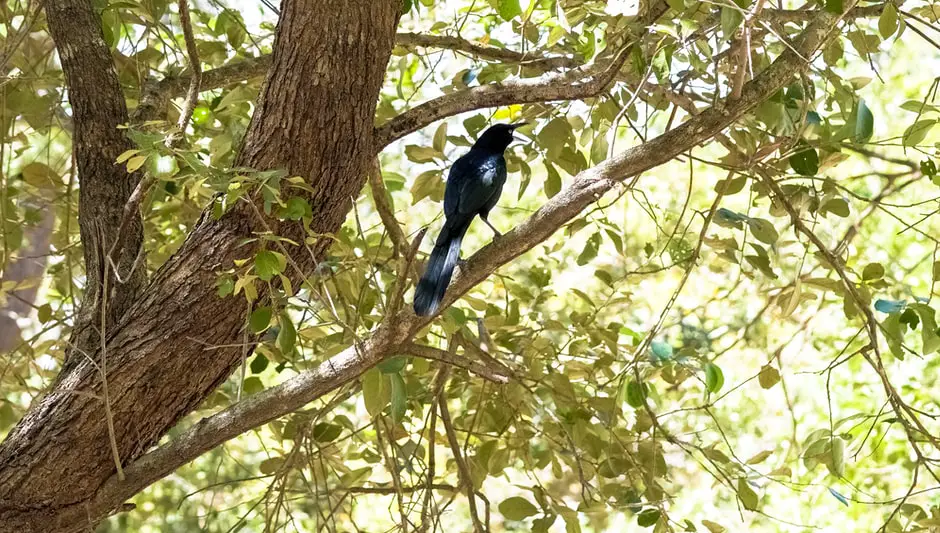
[{"x1": 1, "y1": 0, "x2": 939, "y2": 531}]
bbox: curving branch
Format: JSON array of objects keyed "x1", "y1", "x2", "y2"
[
  {"x1": 373, "y1": 48, "x2": 631, "y2": 149},
  {"x1": 151, "y1": 32, "x2": 578, "y2": 106},
  {"x1": 396, "y1": 32, "x2": 578, "y2": 69},
  {"x1": 373, "y1": 0, "x2": 671, "y2": 148},
  {"x1": 402, "y1": 342, "x2": 510, "y2": 383},
  {"x1": 27, "y1": 7, "x2": 856, "y2": 530}
]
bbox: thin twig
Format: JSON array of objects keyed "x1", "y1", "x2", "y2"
[
  {"x1": 173, "y1": 0, "x2": 202, "y2": 140},
  {"x1": 437, "y1": 364, "x2": 484, "y2": 532},
  {"x1": 401, "y1": 342, "x2": 509, "y2": 384},
  {"x1": 97, "y1": 224, "x2": 124, "y2": 481},
  {"x1": 369, "y1": 158, "x2": 408, "y2": 258}
]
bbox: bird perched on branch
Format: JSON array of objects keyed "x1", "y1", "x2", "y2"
[{"x1": 413, "y1": 122, "x2": 527, "y2": 316}]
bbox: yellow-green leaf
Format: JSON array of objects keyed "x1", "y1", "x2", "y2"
[{"x1": 126, "y1": 155, "x2": 148, "y2": 173}]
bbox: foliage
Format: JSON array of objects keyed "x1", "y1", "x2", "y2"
[{"x1": 1, "y1": 0, "x2": 939, "y2": 531}]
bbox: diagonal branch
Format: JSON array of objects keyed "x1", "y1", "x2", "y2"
[
  {"x1": 400, "y1": 342, "x2": 510, "y2": 384},
  {"x1": 396, "y1": 32, "x2": 578, "y2": 69},
  {"x1": 151, "y1": 32, "x2": 578, "y2": 109},
  {"x1": 369, "y1": 158, "x2": 409, "y2": 258},
  {"x1": 36, "y1": 7, "x2": 849, "y2": 530},
  {"x1": 373, "y1": 0, "x2": 671, "y2": 148}
]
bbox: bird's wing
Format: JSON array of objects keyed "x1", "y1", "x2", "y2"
[
  {"x1": 457, "y1": 157, "x2": 502, "y2": 215},
  {"x1": 443, "y1": 156, "x2": 473, "y2": 219}
]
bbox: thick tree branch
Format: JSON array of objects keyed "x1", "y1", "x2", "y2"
[
  {"x1": 42, "y1": 0, "x2": 149, "y2": 367},
  {"x1": 763, "y1": 5, "x2": 882, "y2": 23},
  {"x1": 154, "y1": 55, "x2": 272, "y2": 100},
  {"x1": 0, "y1": 1, "x2": 403, "y2": 530},
  {"x1": 20, "y1": 8, "x2": 854, "y2": 530},
  {"x1": 396, "y1": 32, "x2": 578, "y2": 69},
  {"x1": 151, "y1": 32, "x2": 577, "y2": 109},
  {"x1": 373, "y1": 0, "x2": 671, "y2": 148}
]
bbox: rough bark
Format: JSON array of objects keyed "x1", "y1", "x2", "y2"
[
  {"x1": 0, "y1": 0, "x2": 400, "y2": 531},
  {"x1": 41, "y1": 0, "x2": 148, "y2": 366}
]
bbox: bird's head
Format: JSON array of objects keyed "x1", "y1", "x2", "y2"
[{"x1": 473, "y1": 122, "x2": 528, "y2": 153}]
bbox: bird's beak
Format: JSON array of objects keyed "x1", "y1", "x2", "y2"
[{"x1": 510, "y1": 121, "x2": 530, "y2": 142}]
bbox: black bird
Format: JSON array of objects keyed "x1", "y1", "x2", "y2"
[{"x1": 413, "y1": 122, "x2": 526, "y2": 316}]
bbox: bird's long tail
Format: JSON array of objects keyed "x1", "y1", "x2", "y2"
[{"x1": 413, "y1": 218, "x2": 471, "y2": 316}]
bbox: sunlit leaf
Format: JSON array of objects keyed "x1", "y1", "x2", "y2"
[
  {"x1": 705, "y1": 363, "x2": 724, "y2": 393},
  {"x1": 389, "y1": 372, "x2": 406, "y2": 424}
]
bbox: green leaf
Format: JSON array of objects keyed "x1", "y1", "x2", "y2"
[
  {"x1": 637, "y1": 508, "x2": 661, "y2": 527},
  {"x1": 36, "y1": 304, "x2": 52, "y2": 324},
  {"x1": 250, "y1": 353, "x2": 269, "y2": 374},
  {"x1": 823, "y1": 38, "x2": 843, "y2": 65},
  {"x1": 704, "y1": 363, "x2": 724, "y2": 393},
  {"x1": 126, "y1": 154, "x2": 148, "y2": 173},
  {"x1": 830, "y1": 437, "x2": 845, "y2": 476},
  {"x1": 879, "y1": 3, "x2": 899, "y2": 38},
  {"x1": 249, "y1": 307, "x2": 272, "y2": 333},
  {"x1": 737, "y1": 478, "x2": 759, "y2": 510},
  {"x1": 433, "y1": 122, "x2": 448, "y2": 153},
  {"x1": 544, "y1": 163, "x2": 562, "y2": 198},
  {"x1": 255, "y1": 250, "x2": 286, "y2": 281},
  {"x1": 747, "y1": 218, "x2": 778, "y2": 245},
  {"x1": 363, "y1": 368, "x2": 389, "y2": 416},
  {"x1": 902, "y1": 119, "x2": 937, "y2": 147},
  {"x1": 499, "y1": 496, "x2": 538, "y2": 520},
  {"x1": 115, "y1": 149, "x2": 140, "y2": 164},
  {"x1": 789, "y1": 146, "x2": 819, "y2": 175},
  {"x1": 411, "y1": 170, "x2": 443, "y2": 205},
  {"x1": 823, "y1": 198, "x2": 850, "y2": 217},
  {"x1": 862, "y1": 263, "x2": 884, "y2": 281},
  {"x1": 497, "y1": 0, "x2": 522, "y2": 20},
  {"x1": 746, "y1": 450, "x2": 773, "y2": 464},
  {"x1": 277, "y1": 313, "x2": 296, "y2": 354},
  {"x1": 666, "y1": 0, "x2": 684, "y2": 12},
  {"x1": 758, "y1": 365, "x2": 780, "y2": 389},
  {"x1": 702, "y1": 520, "x2": 727, "y2": 533},
  {"x1": 405, "y1": 145, "x2": 439, "y2": 163},
  {"x1": 625, "y1": 380, "x2": 647, "y2": 407},
  {"x1": 721, "y1": 7, "x2": 743, "y2": 41},
  {"x1": 389, "y1": 373, "x2": 407, "y2": 424},
  {"x1": 825, "y1": 0, "x2": 842, "y2": 14},
  {"x1": 259, "y1": 456, "x2": 285, "y2": 474},
  {"x1": 312, "y1": 422, "x2": 342, "y2": 443},
  {"x1": 590, "y1": 134, "x2": 609, "y2": 165},
  {"x1": 855, "y1": 100, "x2": 874, "y2": 142},
  {"x1": 715, "y1": 176, "x2": 746, "y2": 195},
  {"x1": 883, "y1": 313, "x2": 905, "y2": 358},
  {"x1": 280, "y1": 197, "x2": 311, "y2": 220},
  {"x1": 377, "y1": 355, "x2": 407, "y2": 374},
  {"x1": 577, "y1": 232, "x2": 601, "y2": 266},
  {"x1": 909, "y1": 303, "x2": 940, "y2": 354}
]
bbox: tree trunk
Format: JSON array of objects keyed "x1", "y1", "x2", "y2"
[
  {"x1": 0, "y1": 1, "x2": 400, "y2": 531},
  {"x1": 41, "y1": 0, "x2": 149, "y2": 367}
]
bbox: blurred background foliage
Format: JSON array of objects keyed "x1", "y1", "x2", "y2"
[{"x1": 1, "y1": 0, "x2": 940, "y2": 531}]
